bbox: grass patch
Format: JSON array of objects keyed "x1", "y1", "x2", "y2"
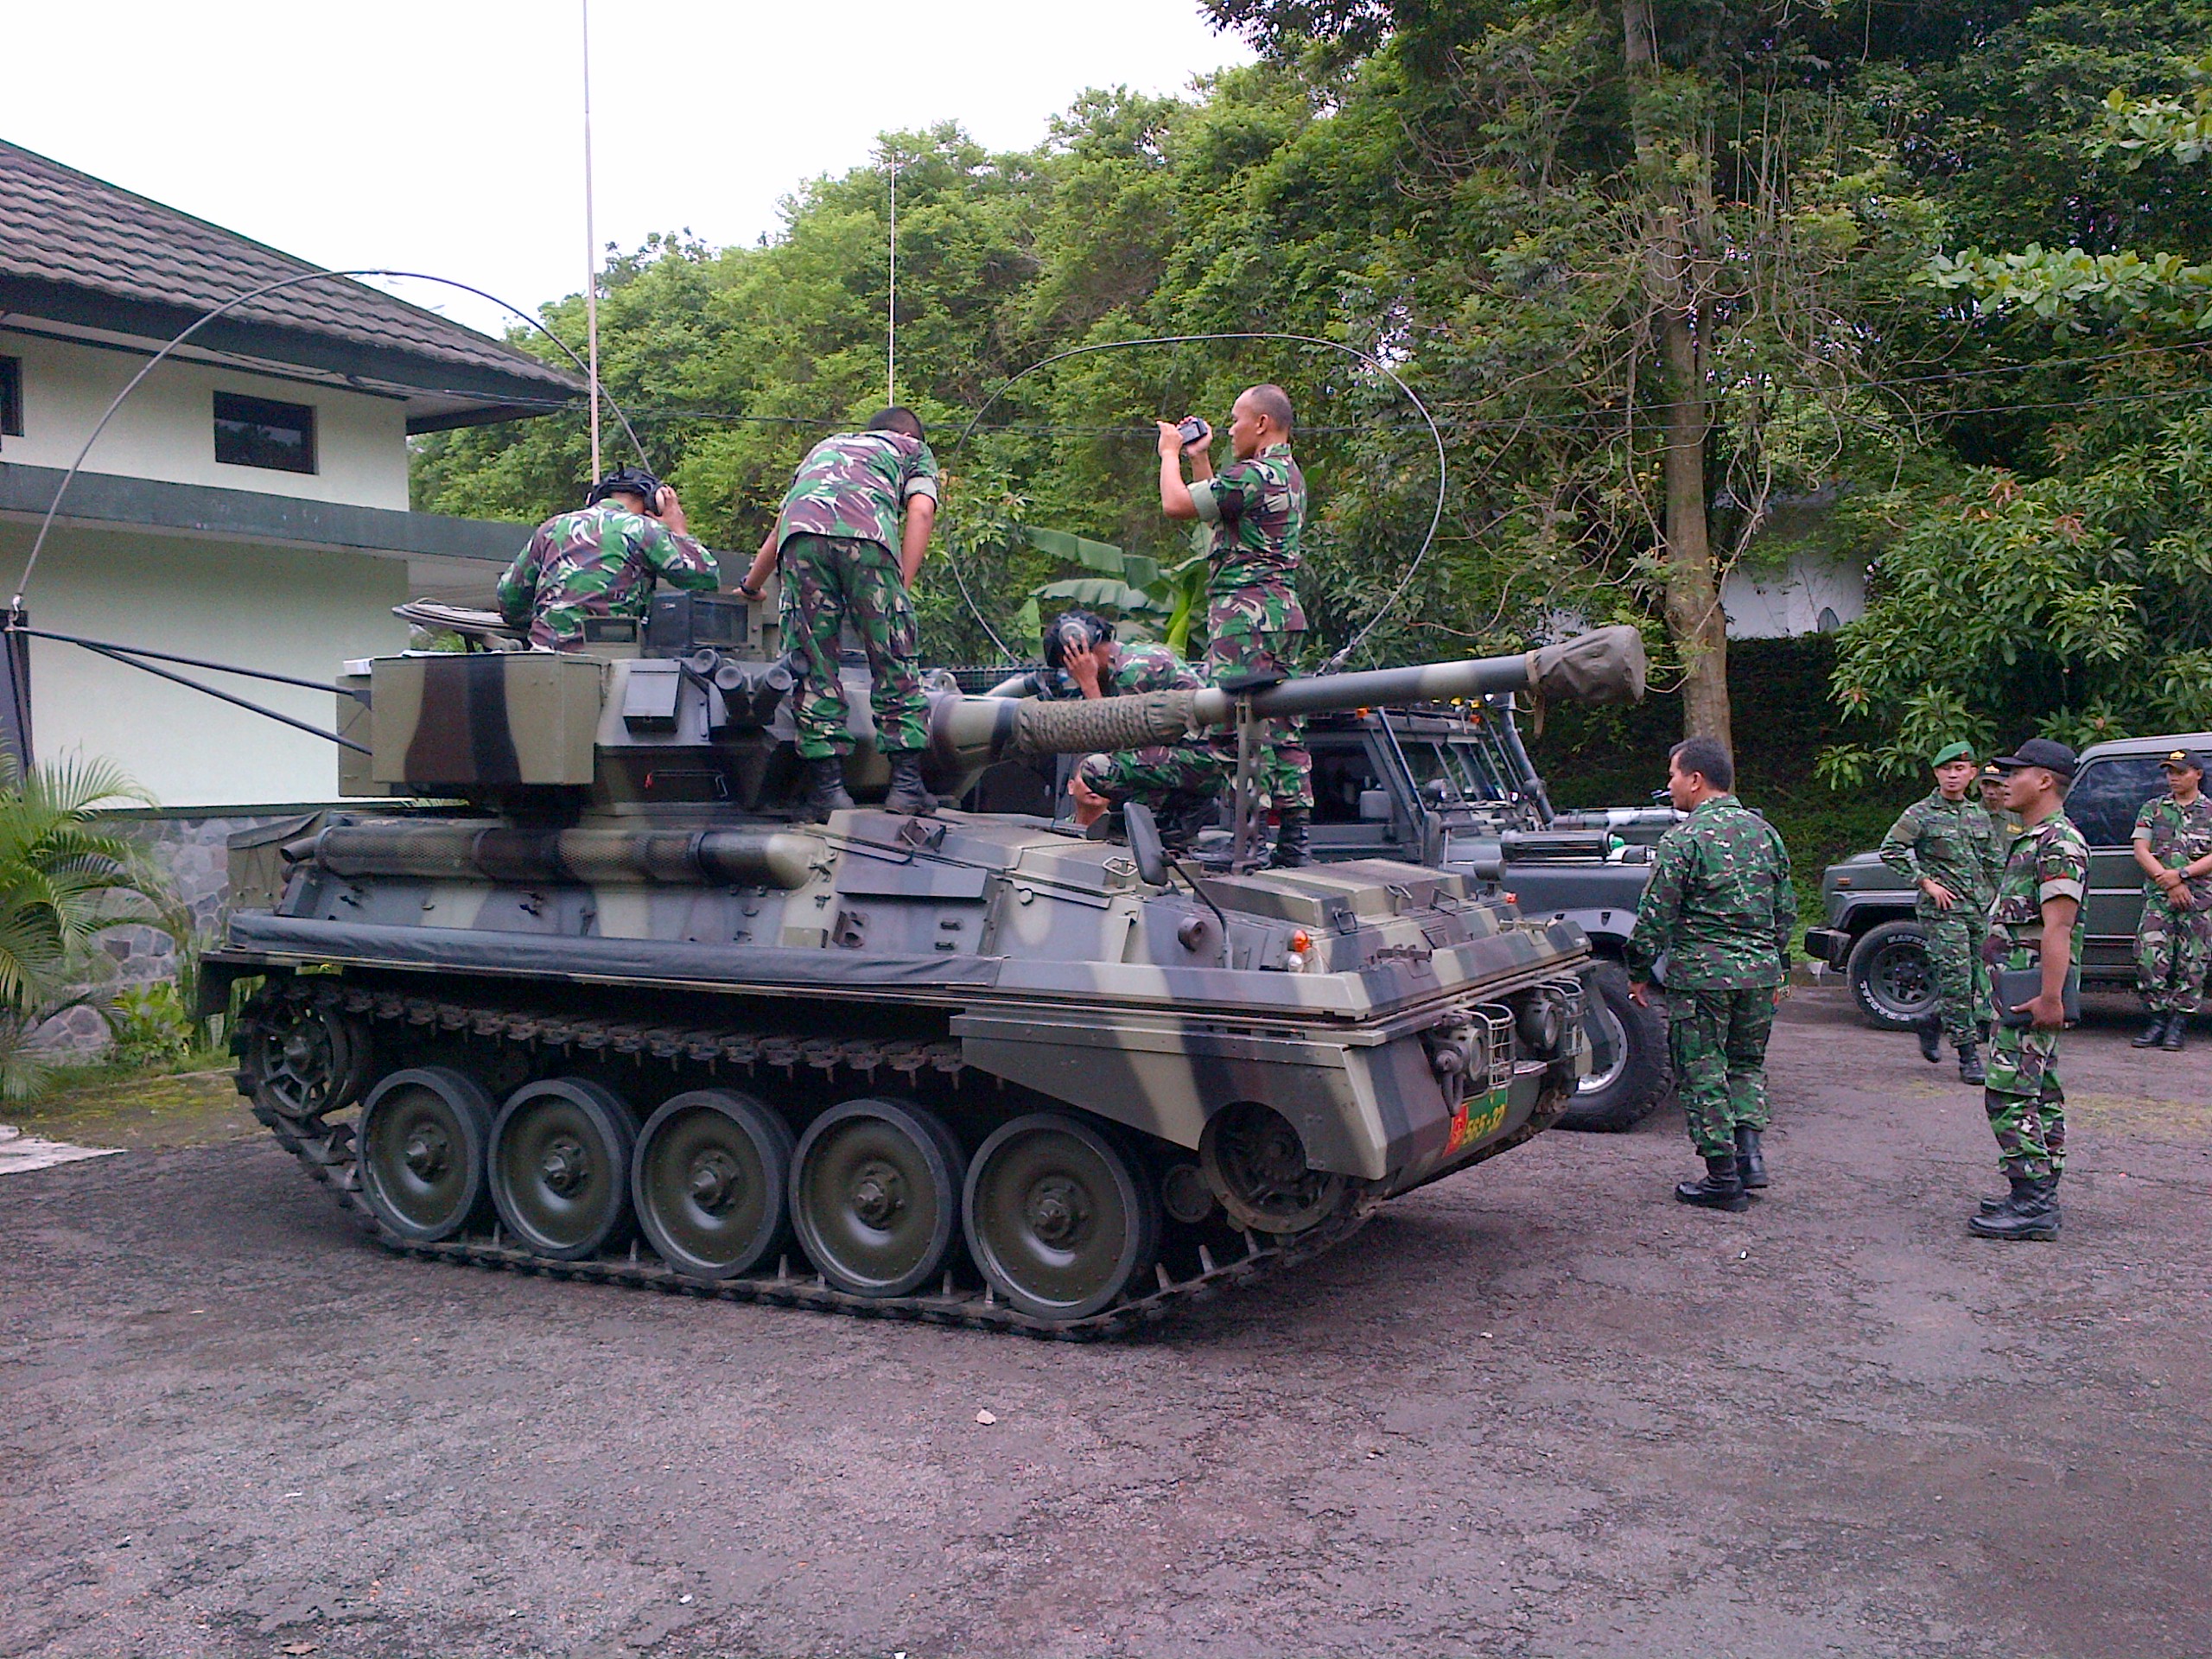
[{"x1": 3, "y1": 1050, "x2": 257, "y2": 1151}]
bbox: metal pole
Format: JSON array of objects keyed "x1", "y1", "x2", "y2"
[
  {"x1": 582, "y1": 0, "x2": 602, "y2": 482},
  {"x1": 887, "y1": 152, "x2": 898, "y2": 406},
  {"x1": 0, "y1": 609, "x2": 34, "y2": 776}
]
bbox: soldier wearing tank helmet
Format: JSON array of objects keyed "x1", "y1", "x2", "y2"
[
  {"x1": 1971, "y1": 738, "x2": 2088, "y2": 1243},
  {"x1": 497, "y1": 467, "x2": 719, "y2": 651},
  {"x1": 2128, "y1": 747, "x2": 2212, "y2": 1052},
  {"x1": 1879, "y1": 741, "x2": 2007, "y2": 1083}
]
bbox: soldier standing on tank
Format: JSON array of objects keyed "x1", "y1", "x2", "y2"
[
  {"x1": 1625, "y1": 737, "x2": 1797, "y2": 1212},
  {"x1": 733, "y1": 410, "x2": 941, "y2": 821},
  {"x1": 498, "y1": 467, "x2": 719, "y2": 652},
  {"x1": 1026, "y1": 610, "x2": 1225, "y2": 850},
  {"x1": 1880, "y1": 741, "x2": 2007, "y2": 1083},
  {"x1": 1970, "y1": 739, "x2": 2088, "y2": 1241},
  {"x1": 1156, "y1": 385, "x2": 1315, "y2": 867},
  {"x1": 2128, "y1": 748, "x2": 2212, "y2": 1052}
]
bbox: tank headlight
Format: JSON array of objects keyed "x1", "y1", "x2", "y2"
[{"x1": 1517, "y1": 993, "x2": 1564, "y2": 1055}]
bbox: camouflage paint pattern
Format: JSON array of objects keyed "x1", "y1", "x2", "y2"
[
  {"x1": 1980, "y1": 812, "x2": 2089, "y2": 1179},
  {"x1": 1624, "y1": 795, "x2": 1796, "y2": 988},
  {"x1": 497, "y1": 504, "x2": 719, "y2": 650},
  {"x1": 2132, "y1": 792, "x2": 2212, "y2": 1014},
  {"x1": 774, "y1": 430, "x2": 939, "y2": 555},
  {"x1": 781, "y1": 532, "x2": 929, "y2": 760},
  {"x1": 1665, "y1": 986, "x2": 1776, "y2": 1157},
  {"x1": 1205, "y1": 588, "x2": 1313, "y2": 810}
]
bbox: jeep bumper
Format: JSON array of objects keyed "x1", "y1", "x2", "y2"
[{"x1": 1803, "y1": 927, "x2": 1852, "y2": 969}]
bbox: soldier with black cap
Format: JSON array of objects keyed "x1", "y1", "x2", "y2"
[
  {"x1": 498, "y1": 467, "x2": 718, "y2": 651},
  {"x1": 2128, "y1": 747, "x2": 2212, "y2": 1051},
  {"x1": 1970, "y1": 737, "x2": 2087, "y2": 1242},
  {"x1": 1879, "y1": 740, "x2": 2007, "y2": 1082}
]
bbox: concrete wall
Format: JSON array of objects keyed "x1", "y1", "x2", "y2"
[
  {"x1": 0, "y1": 327, "x2": 410, "y2": 510},
  {"x1": 1720, "y1": 550, "x2": 1868, "y2": 639},
  {"x1": 1, "y1": 520, "x2": 410, "y2": 807}
]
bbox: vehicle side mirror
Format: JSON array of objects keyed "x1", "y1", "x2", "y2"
[{"x1": 1122, "y1": 803, "x2": 1169, "y2": 886}]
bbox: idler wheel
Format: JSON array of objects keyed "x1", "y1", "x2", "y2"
[
  {"x1": 357, "y1": 1066, "x2": 494, "y2": 1242},
  {"x1": 489, "y1": 1078, "x2": 638, "y2": 1261},
  {"x1": 1199, "y1": 1100, "x2": 1348, "y2": 1235},
  {"x1": 963, "y1": 1114, "x2": 1160, "y2": 1321},
  {"x1": 632, "y1": 1089, "x2": 793, "y2": 1280},
  {"x1": 242, "y1": 981, "x2": 372, "y2": 1122},
  {"x1": 789, "y1": 1099, "x2": 964, "y2": 1298}
]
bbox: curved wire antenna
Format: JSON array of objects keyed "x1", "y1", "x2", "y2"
[
  {"x1": 947, "y1": 331, "x2": 1448, "y2": 671},
  {"x1": 10, "y1": 269, "x2": 649, "y2": 608}
]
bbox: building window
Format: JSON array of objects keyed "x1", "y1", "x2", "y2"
[
  {"x1": 213, "y1": 391, "x2": 315, "y2": 474},
  {"x1": 0, "y1": 356, "x2": 22, "y2": 438}
]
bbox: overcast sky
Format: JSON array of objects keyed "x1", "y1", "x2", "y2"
[{"x1": 9, "y1": 0, "x2": 1253, "y2": 335}]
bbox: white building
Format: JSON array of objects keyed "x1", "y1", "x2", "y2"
[
  {"x1": 1717, "y1": 488, "x2": 1869, "y2": 639},
  {"x1": 0, "y1": 138, "x2": 582, "y2": 809}
]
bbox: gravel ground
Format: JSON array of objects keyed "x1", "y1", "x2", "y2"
[{"x1": 3, "y1": 987, "x2": 2207, "y2": 1659}]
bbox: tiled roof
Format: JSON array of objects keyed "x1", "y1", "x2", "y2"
[{"x1": 0, "y1": 139, "x2": 582, "y2": 398}]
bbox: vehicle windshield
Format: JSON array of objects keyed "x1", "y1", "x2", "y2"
[{"x1": 1398, "y1": 737, "x2": 1513, "y2": 807}]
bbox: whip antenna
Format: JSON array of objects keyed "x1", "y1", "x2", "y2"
[
  {"x1": 887, "y1": 150, "x2": 899, "y2": 406},
  {"x1": 581, "y1": 0, "x2": 602, "y2": 480}
]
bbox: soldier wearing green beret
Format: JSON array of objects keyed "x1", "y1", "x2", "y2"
[{"x1": 1879, "y1": 741, "x2": 2007, "y2": 1082}]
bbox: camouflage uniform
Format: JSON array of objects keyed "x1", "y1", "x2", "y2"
[
  {"x1": 1625, "y1": 795, "x2": 1797, "y2": 1158},
  {"x1": 1879, "y1": 791, "x2": 2007, "y2": 1046},
  {"x1": 2131, "y1": 793, "x2": 2212, "y2": 1014},
  {"x1": 1028, "y1": 644, "x2": 1227, "y2": 809},
  {"x1": 773, "y1": 431, "x2": 940, "y2": 761},
  {"x1": 497, "y1": 504, "x2": 719, "y2": 651},
  {"x1": 1980, "y1": 814, "x2": 2089, "y2": 1179},
  {"x1": 1190, "y1": 443, "x2": 1312, "y2": 810}
]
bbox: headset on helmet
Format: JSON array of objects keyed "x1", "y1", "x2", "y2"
[
  {"x1": 585, "y1": 467, "x2": 664, "y2": 512},
  {"x1": 1042, "y1": 608, "x2": 1113, "y2": 671}
]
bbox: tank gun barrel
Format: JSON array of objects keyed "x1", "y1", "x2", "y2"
[{"x1": 931, "y1": 625, "x2": 1648, "y2": 768}]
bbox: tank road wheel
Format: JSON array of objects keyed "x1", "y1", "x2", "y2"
[
  {"x1": 1199, "y1": 1100, "x2": 1348, "y2": 1236},
  {"x1": 632, "y1": 1090, "x2": 794, "y2": 1280},
  {"x1": 962, "y1": 1115, "x2": 1161, "y2": 1322},
  {"x1": 489, "y1": 1079, "x2": 638, "y2": 1262},
  {"x1": 357, "y1": 1067, "x2": 495, "y2": 1243},
  {"x1": 240, "y1": 981, "x2": 372, "y2": 1122},
  {"x1": 790, "y1": 1099, "x2": 965, "y2": 1299}
]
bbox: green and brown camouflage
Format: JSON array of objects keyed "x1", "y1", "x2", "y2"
[
  {"x1": 1191, "y1": 443, "x2": 1305, "y2": 598},
  {"x1": 1206, "y1": 587, "x2": 1312, "y2": 811},
  {"x1": 782, "y1": 532, "x2": 929, "y2": 760},
  {"x1": 1023, "y1": 640, "x2": 1228, "y2": 811},
  {"x1": 1980, "y1": 812, "x2": 2090, "y2": 1179},
  {"x1": 774, "y1": 429, "x2": 940, "y2": 556},
  {"x1": 497, "y1": 503, "x2": 720, "y2": 650},
  {"x1": 209, "y1": 606, "x2": 1646, "y2": 1333},
  {"x1": 2131, "y1": 787, "x2": 2212, "y2": 1013},
  {"x1": 1879, "y1": 790, "x2": 2005, "y2": 1046},
  {"x1": 1624, "y1": 795, "x2": 1797, "y2": 990},
  {"x1": 1666, "y1": 987, "x2": 1776, "y2": 1158}
]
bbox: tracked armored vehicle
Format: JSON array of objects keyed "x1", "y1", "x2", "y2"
[{"x1": 205, "y1": 594, "x2": 1647, "y2": 1336}]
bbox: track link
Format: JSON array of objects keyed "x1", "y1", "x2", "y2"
[{"x1": 236, "y1": 977, "x2": 1376, "y2": 1339}]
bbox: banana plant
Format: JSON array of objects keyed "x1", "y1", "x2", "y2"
[{"x1": 1020, "y1": 524, "x2": 1210, "y2": 658}]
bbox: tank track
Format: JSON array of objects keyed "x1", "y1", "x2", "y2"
[{"x1": 234, "y1": 977, "x2": 1377, "y2": 1339}]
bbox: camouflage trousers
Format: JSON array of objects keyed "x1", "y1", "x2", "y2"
[
  {"x1": 1205, "y1": 612, "x2": 1313, "y2": 811},
  {"x1": 1664, "y1": 987, "x2": 1777, "y2": 1159},
  {"x1": 780, "y1": 533, "x2": 929, "y2": 761},
  {"x1": 1919, "y1": 900, "x2": 1993, "y2": 1046},
  {"x1": 2134, "y1": 895, "x2": 2211, "y2": 1015},
  {"x1": 1982, "y1": 944, "x2": 2066, "y2": 1179},
  {"x1": 1076, "y1": 743, "x2": 1226, "y2": 810}
]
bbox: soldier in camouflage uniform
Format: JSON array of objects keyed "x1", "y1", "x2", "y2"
[
  {"x1": 734, "y1": 410, "x2": 940, "y2": 820},
  {"x1": 1024, "y1": 610, "x2": 1226, "y2": 850},
  {"x1": 1625, "y1": 736, "x2": 1797, "y2": 1211},
  {"x1": 1157, "y1": 385, "x2": 1314, "y2": 867},
  {"x1": 498, "y1": 468, "x2": 719, "y2": 651},
  {"x1": 2128, "y1": 748, "x2": 2212, "y2": 1052},
  {"x1": 1879, "y1": 741, "x2": 2007, "y2": 1082},
  {"x1": 1970, "y1": 739, "x2": 2088, "y2": 1242},
  {"x1": 1979, "y1": 763, "x2": 2022, "y2": 840}
]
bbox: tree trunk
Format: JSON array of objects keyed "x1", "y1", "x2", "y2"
[{"x1": 1623, "y1": 0, "x2": 1732, "y2": 752}]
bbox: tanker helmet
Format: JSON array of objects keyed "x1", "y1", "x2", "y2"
[
  {"x1": 1043, "y1": 608, "x2": 1113, "y2": 671},
  {"x1": 585, "y1": 466, "x2": 664, "y2": 512}
]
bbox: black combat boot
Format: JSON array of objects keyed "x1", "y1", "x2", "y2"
[
  {"x1": 1916, "y1": 1015, "x2": 1942, "y2": 1065},
  {"x1": 2133, "y1": 1012, "x2": 2171, "y2": 1049},
  {"x1": 1968, "y1": 1174, "x2": 2059, "y2": 1240},
  {"x1": 1975, "y1": 1173, "x2": 2039, "y2": 1217},
  {"x1": 1733, "y1": 1125, "x2": 1767, "y2": 1191},
  {"x1": 1270, "y1": 807, "x2": 1313, "y2": 869},
  {"x1": 2161, "y1": 1014, "x2": 2188, "y2": 1052},
  {"x1": 1159, "y1": 793, "x2": 1219, "y2": 855},
  {"x1": 799, "y1": 756, "x2": 855, "y2": 823},
  {"x1": 1674, "y1": 1154, "x2": 1750, "y2": 1212},
  {"x1": 1957, "y1": 1041, "x2": 1986, "y2": 1084},
  {"x1": 883, "y1": 752, "x2": 937, "y2": 816}
]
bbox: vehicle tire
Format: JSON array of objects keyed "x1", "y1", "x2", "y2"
[
  {"x1": 356, "y1": 1066, "x2": 494, "y2": 1243},
  {"x1": 1846, "y1": 918, "x2": 1936, "y2": 1031},
  {"x1": 488, "y1": 1078, "x2": 638, "y2": 1262},
  {"x1": 632, "y1": 1089, "x2": 793, "y2": 1280},
  {"x1": 963, "y1": 1113, "x2": 1160, "y2": 1321},
  {"x1": 1554, "y1": 960, "x2": 1669, "y2": 1133},
  {"x1": 790, "y1": 1098, "x2": 966, "y2": 1299}
]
